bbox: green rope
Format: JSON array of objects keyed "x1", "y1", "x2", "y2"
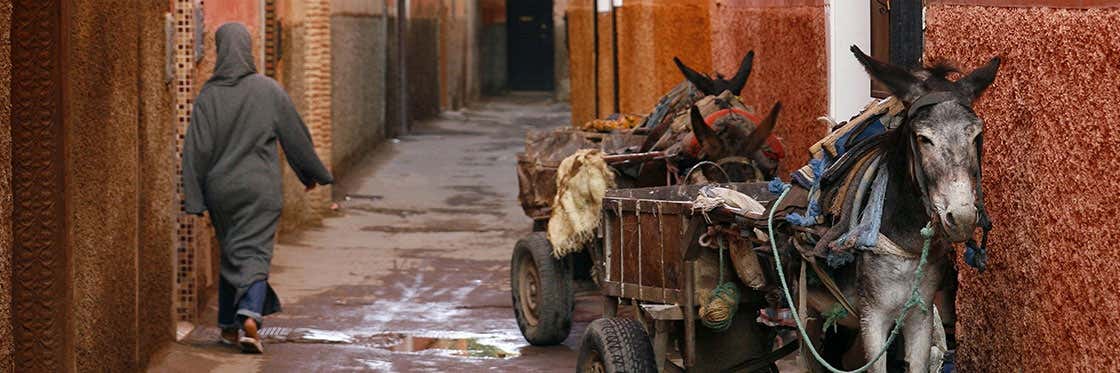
[
  {"x1": 767, "y1": 184, "x2": 935, "y2": 373},
  {"x1": 701, "y1": 235, "x2": 740, "y2": 332}
]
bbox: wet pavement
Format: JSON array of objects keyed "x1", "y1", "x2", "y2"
[{"x1": 147, "y1": 93, "x2": 601, "y2": 372}]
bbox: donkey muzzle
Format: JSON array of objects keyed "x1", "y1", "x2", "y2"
[{"x1": 939, "y1": 203, "x2": 978, "y2": 242}]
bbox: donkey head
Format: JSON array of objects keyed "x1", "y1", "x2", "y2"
[
  {"x1": 674, "y1": 51, "x2": 754, "y2": 96},
  {"x1": 852, "y1": 46, "x2": 1000, "y2": 242},
  {"x1": 688, "y1": 100, "x2": 783, "y2": 178}
]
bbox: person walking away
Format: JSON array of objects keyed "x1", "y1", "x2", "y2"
[{"x1": 181, "y1": 22, "x2": 333, "y2": 354}]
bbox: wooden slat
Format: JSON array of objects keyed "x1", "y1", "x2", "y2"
[
  {"x1": 601, "y1": 281, "x2": 682, "y2": 304},
  {"x1": 639, "y1": 211, "x2": 662, "y2": 289},
  {"x1": 662, "y1": 213, "x2": 684, "y2": 290}
]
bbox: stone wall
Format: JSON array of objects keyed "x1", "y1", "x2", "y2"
[
  {"x1": 924, "y1": 4, "x2": 1120, "y2": 371},
  {"x1": 0, "y1": 1, "x2": 11, "y2": 370},
  {"x1": 331, "y1": 3, "x2": 388, "y2": 179},
  {"x1": 709, "y1": 0, "x2": 827, "y2": 175}
]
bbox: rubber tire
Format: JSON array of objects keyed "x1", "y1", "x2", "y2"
[
  {"x1": 511, "y1": 232, "x2": 573, "y2": 345},
  {"x1": 577, "y1": 318, "x2": 657, "y2": 373}
]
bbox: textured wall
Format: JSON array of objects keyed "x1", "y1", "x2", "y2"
[
  {"x1": 480, "y1": 0, "x2": 507, "y2": 95},
  {"x1": 407, "y1": 17, "x2": 442, "y2": 121},
  {"x1": 386, "y1": 12, "x2": 404, "y2": 138},
  {"x1": 438, "y1": 1, "x2": 468, "y2": 110},
  {"x1": 137, "y1": 0, "x2": 176, "y2": 368},
  {"x1": 709, "y1": 1, "x2": 827, "y2": 175},
  {"x1": 67, "y1": 1, "x2": 141, "y2": 370},
  {"x1": 279, "y1": 0, "x2": 335, "y2": 232},
  {"x1": 595, "y1": 10, "x2": 616, "y2": 115},
  {"x1": 331, "y1": 14, "x2": 388, "y2": 179},
  {"x1": 553, "y1": 0, "x2": 571, "y2": 101},
  {"x1": 0, "y1": 1, "x2": 11, "y2": 370},
  {"x1": 567, "y1": 0, "x2": 596, "y2": 126},
  {"x1": 925, "y1": 5, "x2": 1120, "y2": 371},
  {"x1": 616, "y1": 0, "x2": 711, "y2": 115}
]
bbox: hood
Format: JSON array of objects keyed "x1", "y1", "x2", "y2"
[{"x1": 208, "y1": 23, "x2": 257, "y2": 86}]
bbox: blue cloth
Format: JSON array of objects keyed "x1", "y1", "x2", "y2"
[{"x1": 219, "y1": 277, "x2": 269, "y2": 330}]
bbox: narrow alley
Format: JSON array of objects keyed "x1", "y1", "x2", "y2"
[{"x1": 149, "y1": 94, "x2": 596, "y2": 372}]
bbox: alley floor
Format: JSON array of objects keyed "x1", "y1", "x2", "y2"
[{"x1": 147, "y1": 93, "x2": 600, "y2": 372}]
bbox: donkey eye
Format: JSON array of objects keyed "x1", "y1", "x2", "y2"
[{"x1": 917, "y1": 135, "x2": 934, "y2": 146}]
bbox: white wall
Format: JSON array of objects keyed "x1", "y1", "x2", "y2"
[{"x1": 827, "y1": 0, "x2": 871, "y2": 121}]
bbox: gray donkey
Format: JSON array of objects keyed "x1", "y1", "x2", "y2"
[{"x1": 792, "y1": 46, "x2": 1000, "y2": 372}]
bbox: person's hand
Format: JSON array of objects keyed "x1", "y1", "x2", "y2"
[{"x1": 305, "y1": 183, "x2": 317, "y2": 192}]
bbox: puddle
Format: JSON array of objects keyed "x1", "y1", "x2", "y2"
[
  {"x1": 384, "y1": 334, "x2": 515, "y2": 359},
  {"x1": 363, "y1": 331, "x2": 524, "y2": 359},
  {"x1": 258, "y1": 327, "x2": 524, "y2": 359}
]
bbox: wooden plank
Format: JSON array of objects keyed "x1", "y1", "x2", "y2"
[
  {"x1": 662, "y1": 213, "x2": 683, "y2": 291},
  {"x1": 621, "y1": 213, "x2": 640, "y2": 296},
  {"x1": 602, "y1": 281, "x2": 682, "y2": 304},
  {"x1": 680, "y1": 216, "x2": 705, "y2": 260},
  {"x1": 638, "y1": 211, "x2": 662, "y2": 289},
  {"x1": 683, "y1": 261, "x2": 696, "y2": 368}
]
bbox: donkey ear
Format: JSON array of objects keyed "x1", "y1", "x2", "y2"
[
  {"x1": 690, "y1": 105, "x2": 718, "y2": 147},
  {"x1": 675, "y1": 57, "x2": 716, "y2": 95},
  {"x1": 850, "y1": 45, "x2": 924, "y2": 103},
  {"x1": 728, "y1": 50, "x2": 754, "y2": 96},
  {"x1": 957, "y1": 56, "x2": 1001, "y2": 104},
  {"x1": 743, "y1": 102, "x2": 782, "y2": 153}
]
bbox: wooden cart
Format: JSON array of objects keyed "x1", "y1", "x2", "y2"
[
  {"x1": 511, "y1": 128, "x2": 672, "y2": 346},
  {"x1": 577, "y1": 183, "x2": 798, "y2": 372}
]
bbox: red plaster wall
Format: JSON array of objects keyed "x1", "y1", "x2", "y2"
[
  {"x1": 596, "y1": 11, "x2": 617, "y2": 115},
  {"x1": 709, "y1": 1, "x2": 827, "y2": 175},
  {"x1": 925, "y1": 5, "x2": 1120, "y2": 371},
  {"x1": 616, "y1": 0, "x2": 712, "y2": 115},
  {"x1": 568, "y1": 1, "x2": 597, "y2": 126}
]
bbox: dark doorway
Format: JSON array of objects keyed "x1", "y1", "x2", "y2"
[{"x1": 507, "y1": 0, "x2": 555, "y2": 91}]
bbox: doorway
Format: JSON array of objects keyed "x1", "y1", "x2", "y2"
[{"x1": 507, "y1": 0, "x2": 555, "y2": 91}]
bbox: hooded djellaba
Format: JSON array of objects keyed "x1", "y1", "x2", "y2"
[{"x1": 182, "y1": 23, "x2": 333, "y2": 353}]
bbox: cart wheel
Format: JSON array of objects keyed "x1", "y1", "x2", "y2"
[
  {"x1": 577, "y1": 318, "x2": 657, "y2": 373},
  {"x1": 511, "y1": 233, "x2": 573, "y2": 345}
]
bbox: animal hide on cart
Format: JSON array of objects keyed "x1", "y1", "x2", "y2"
[{"x1": 547, "y1": 149, "x2": 616, "y2": 257}]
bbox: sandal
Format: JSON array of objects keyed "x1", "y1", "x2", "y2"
[
  {"x1": 220, "y1": 328, "x2": 239, "y2": 346},
  {"x1": 239, "y1": 318, "x2": 264, "y2": 354}
]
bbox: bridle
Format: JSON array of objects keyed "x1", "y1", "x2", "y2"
[{"x1": 903, "y1": 91, "x2": 993, "y2": 270}]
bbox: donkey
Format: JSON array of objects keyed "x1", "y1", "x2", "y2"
[
  {"x1": 793, "y1": 46, "x2": 1000, "y2": 372},
  {"x1": 674, "y1": 50, "x2": 754, "y2": 96},
  {"x1": 636, "y1": 51, "x2": 783, "y2": 185}
]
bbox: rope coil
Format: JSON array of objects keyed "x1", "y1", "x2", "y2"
[{"x1": 700, "y1": 235, "x2": 740, "y2": 332}]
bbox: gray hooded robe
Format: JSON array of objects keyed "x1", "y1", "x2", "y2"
[{"x1": 182, "y1": 23, "x2": 333, "y2": 316}]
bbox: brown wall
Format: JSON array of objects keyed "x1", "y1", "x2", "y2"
[
  {"x1": 925, "y1": 5, "x2": 1120, "y2": 371},
  {"x1": 709, "y1": 1, "x2": 827, "y2": 175},
  {"x1": 568, "y1": 0, "x2": 596, "y2": 126},
  {"x1": 67, "y1": 1, "x2": 143, "y2": 370},
  {"x1": 616, "y1": 0, "x2": 711, "y2": 115},
  {"x1": 278, "y1": 0, "x2": 335, "y2": 232},
  {"x1": 137, "y1": 0, "x2": 176, "y2": 368},
  {"x1": 0, "y1": 1, "x2": 11, "y2": 370}
]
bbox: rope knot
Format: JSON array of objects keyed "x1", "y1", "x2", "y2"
[{"x1": 920, "y1": 223, "x2": 935, "y2": 239}]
